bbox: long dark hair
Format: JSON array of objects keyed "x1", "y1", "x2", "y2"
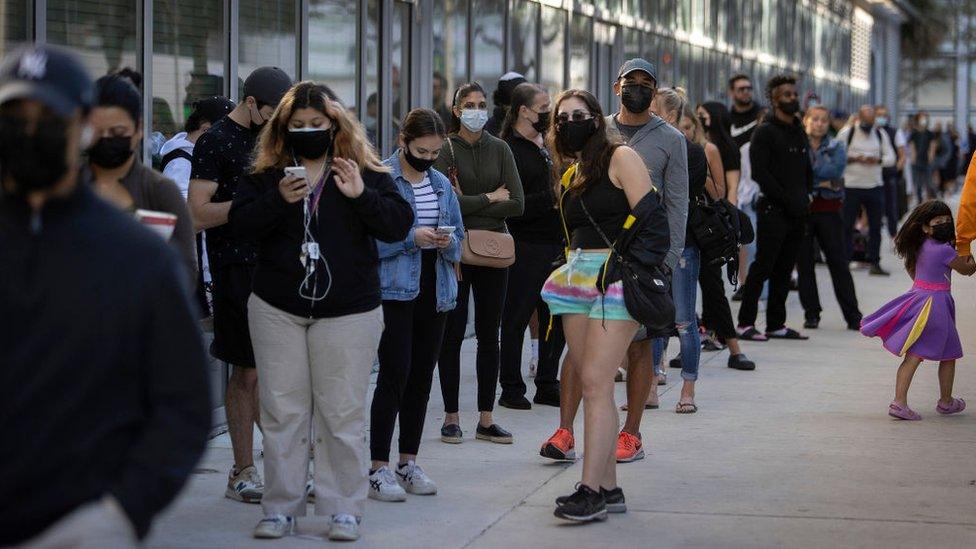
[
  {"x1": 450, "y1": 82, "x2": 485, "y2": 133},
  {"x1": 400, "y1": 108, "x2": 447, "y2": 144},
  {"x1": 548, "y1": 89, "x2": 620, "y2": 195},
  {"x1": 894, "y1": 200, "x2": 954, "y2": 277},
  {"x1": 500, "y1": 83, "x2": 545, "y2": 139},
  {"x1": 94, "y1": 68, "x2": 143, "y2": 124},
  {"x1": 699, "y1": 101, "x2": 737, "y2": 157}
]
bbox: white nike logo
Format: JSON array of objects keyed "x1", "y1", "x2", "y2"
[{"x1": 730, "y1": 121, "x2": 758, "y2": 137}]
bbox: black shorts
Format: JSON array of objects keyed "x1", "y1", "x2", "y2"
[{"x1": 210, "y1": 263, "x2": 256, "y2": 368}]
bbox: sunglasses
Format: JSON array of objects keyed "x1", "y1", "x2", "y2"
[
  {"x1": 735, "y1": 86, "x2": 753, "y2": 92},
  {"x1": 555, "y1": 110, "x2": 593, "y2": 124}
]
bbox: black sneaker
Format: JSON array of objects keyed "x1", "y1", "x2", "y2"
[
  {"x1": 601, "y1": 487, "x2": 626, "y2": 513},
  {"x1": 440, "y1": 424, "x2": 463, "y2": 444},
  {"x1": 847, "y1": 319, "x2": 862, "y2": 331},
  {"x1": 731, "y1": 287, "x2": 745, "y2": 301},
  {"x1": 498, "y1": 394, "x2": 532, "y2": 410},
  {"x1": 475, "y1": 423, "x2": 513, "y2": 444},
  {"x1": 554, "y1": 484, "x2": 607, "y2": 522},
  {"x1": 533, "y1": 390, "x2": 561, "y2": 407},
  {"x1": 728, "y1": 354, "x2": 756, "y2": 371},
  {"x1": 803, "y1": 317, "x2": 820, "y2": 329},
  {"x1": 669, "y1": 355, "x2": 682, "y2": 369},
  {"x1": 869, "y1": 264, "x2": 890, "y2": 276}
]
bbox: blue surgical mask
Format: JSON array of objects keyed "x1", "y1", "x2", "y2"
[
  {"x1": 876, "y1": 116, "x2": 889, "y2": 127},
  {"x1": 460, "y1": 109, "x2": 489, "y2": 132}
]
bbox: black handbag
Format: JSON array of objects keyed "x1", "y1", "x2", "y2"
[{"x1": 579, "y1": 198, "x2": 675, "y2": 336}]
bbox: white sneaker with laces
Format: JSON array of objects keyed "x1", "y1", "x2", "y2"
[
  {"x1": 368, "y1": 466, "x2": 407, "y2": 502},
  {"x1": 226, "y1": 465, "x2": 264, "y2": 503},
  {"x1": 396, "y1": 461, "x2": 437, "y2": 495},
  {"x1": 329, "y1": 514, "x2": 360, "y2": 541},
  {"x1": 253, "y1": 515, "x2": 294, "y2": 539}
]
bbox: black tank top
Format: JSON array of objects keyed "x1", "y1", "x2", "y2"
[{"x1": 562, "y1": 173, "x2": 631, "y2": 249}]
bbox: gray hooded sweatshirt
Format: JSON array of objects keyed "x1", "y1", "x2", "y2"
[{"x1": 606, "y1": 113, "x2": 688, "y2": 270}]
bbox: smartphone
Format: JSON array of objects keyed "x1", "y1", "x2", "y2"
[
  {"x1": 436, "y1": 225, "x2": 456, "y2": 235},
  {"x1": 284, "y1": 166, "x2": 307, "y2": 180}
]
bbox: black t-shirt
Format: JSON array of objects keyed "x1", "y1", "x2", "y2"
[
  {"x1": 190, "y1": 116, "x2": 257, "y2": 268},
  {"x1": 503, "y1": 132, "x2": 562, "y2": 244},
  {"x1": 910, "y1": 130, "x2": 935, "y2": 168},
  {"x1": 729, "y1": 103, "x2": 762, "y2": 148},
  {"x1": 685, "y1": 138, "x2": 707, "y2": 245}
]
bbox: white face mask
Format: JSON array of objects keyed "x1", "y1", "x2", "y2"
[{"x1": 459, "y1": 109, "x2": 488, "y2": 132}]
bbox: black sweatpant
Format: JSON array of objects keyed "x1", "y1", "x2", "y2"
[
  {"x1": 499, "y1": 241, "x2": 563, "y2": 399},
  {"x1": 438, "y1": 263, "x2": 508, "y2": 413},
  {"x1": 797, "y1": 210, "x2": 862, "y2": 325},
  {"x1": 370, "y1": 251, "x2": 448, "y2": 462},
  {"x1": 737, "y1": 201, "x2": 805, "y2": 332},
  {"x1": 699, "y1": 260, "x2": 737, "y2": 341}
]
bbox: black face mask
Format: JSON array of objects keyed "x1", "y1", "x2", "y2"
[
  {"x1": 859, "y1": 123, "x2": 873, "y2": 133},
  {"x1": 88, "y1": 136, "x2": 134, "y2": 169},
  {"x1": 931, "y1": 222, "x2": 955, "y2": 244},
  {"x1": 780, "y1": 100, "x2": 801, "y2": 115},
  {"x1": 556, "y1": 118, "x2": 597, "y2": 153},
  {"x1": 620, "y1": 85, "x2": 654, "y2": 114},
  {"x1": 403, "y1": 145, "x2": 436, "y2": 172},
  {"x1": 250, "y1": 104, "x2": 268, "y2": 134},
  {"x1": 532, "y1": 111, "x2": 550, "y2": 134},
  {"x1": 287, "y1": 128, "x2": 334, "y2": 160},
  {"x1": 698, "y1": 116, "x2": 711, "y2": 130},
  {"x1": 0, "y1": 114, "x2": 70, "y2": 197}
]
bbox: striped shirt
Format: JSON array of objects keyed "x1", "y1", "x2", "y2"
[{"x1": 412, "y1": 176, "x2": 440, "y2": 228}]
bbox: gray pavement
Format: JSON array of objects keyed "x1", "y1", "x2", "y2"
[{"x1": 149, "y1": 241, "x2": 976, "y2": 548}]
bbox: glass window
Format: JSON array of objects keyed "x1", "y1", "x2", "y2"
[
  {"x1": 390, "y1": 0, "x2": 411, "y2": 152},
  {"x1": 1, "y1": 1, "x2": 29, "y2": 56},
  {"x1": 151, "y1": 0, "x2": 225, "y2": 141},
  {"x1": 471, "y1": 0, "x2": 504, "y2": 107},
  {"x1": 47, "y1": 0, "x2": 139, "y2": 78},
  {"x1": 363, "y1": 0, "x2": 379, "y2": 145},
  {"x1": 539, "y1": 6, "x2": 565, "y2": 95},
  {"x1": 433, "y1": 0, "x2": 467, "y2": 121},
  {"x1": 624, "y1": 27, "x2": 640, "y2": 60},
  {"x1": 308, "y1": 0, "x2": 358, "y2": 107},
  {"x1": 568, "y1": 15, "x2": 591, "y2": 90},
  {"x1": 239, "y1": 0, "x2": 296, "y2": 84},
  {"x1": 508, "y1": 0, "x2": 538, "y2": 81}
]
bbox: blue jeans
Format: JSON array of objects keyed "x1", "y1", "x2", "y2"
[{"x1": 652, "y1": 246, "x2": 701, "y2": 381}]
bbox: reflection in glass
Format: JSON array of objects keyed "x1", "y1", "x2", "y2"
[
  {"x1": 239, "y1": 0, "x2": 296, "y2": 85},
  {"x1": 364, "y1": 0, "x2": 379, "y2": 145},
  {"x1": 47, "y1": 0, "x2": 138, "y2": 77},
  {"x1": 471, "y1": 0, "x2": 504, "y2": 109},
  {"x1": 390, "y1": 0, "x2": 411, "y2": 153},
  {"x1": 1, "y1": 1, "x2": 28, "y2": 57},
  {"x1": 508, "y1": 0, "x2": 538, "y2": 81},
  {"x1": 433, "y1": 0, "x2": 467, "y2": 124},
  {"x1": 540, "y1": 6, "x2": 565, "y2": 95},
  {"x1": 569, "y1": 16, "x2": 591, "y2": 91},
  {"x1": 308, "y1": 0, "x2": 358, "y2": 107}
]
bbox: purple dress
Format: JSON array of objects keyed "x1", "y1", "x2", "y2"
[{"x1": 860, "y1": 239, "x2": 962, "y2": 361}]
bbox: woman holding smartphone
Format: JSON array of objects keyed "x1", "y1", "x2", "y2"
[
  {"x1": 229, "y1": 82, "x2": 413, "y2": 542},
  {"x1": 434, "y1": 82, "x2": 524, "y2": 445},
  {"x1": 367, "y1": 108, "x2": 464, "y2": 502}
]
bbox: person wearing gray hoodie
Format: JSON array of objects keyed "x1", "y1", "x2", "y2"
[{"x1": 604, "y1": 58, "x2": 689, "y2": 463}]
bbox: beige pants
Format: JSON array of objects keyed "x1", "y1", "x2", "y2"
[
  {"x1": 248, "y1": 294, "x2": 382, "y2": 518},
  {"x1": 21, "y1": 496, "x2": 138, "y2": 548}
]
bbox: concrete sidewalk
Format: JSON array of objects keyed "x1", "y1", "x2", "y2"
[{"x1": 149, "y1": 246, "x2": 976, "y2": 548}]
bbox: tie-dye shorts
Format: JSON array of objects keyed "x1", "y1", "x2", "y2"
[{"x1": 541, "y1": 250, "x2": 632, "y2": 322}]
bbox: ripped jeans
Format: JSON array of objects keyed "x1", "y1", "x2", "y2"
[{"x1": 652, "y1": 246, "x2": 701, "y2": 381}]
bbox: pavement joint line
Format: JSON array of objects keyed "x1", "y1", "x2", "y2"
[{"x1": 517, "y1": 505, "x2": 976, "y2": 527}]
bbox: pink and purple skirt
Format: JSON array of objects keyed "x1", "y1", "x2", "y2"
[{"x1": 860, "y1": 280, "x2": 962, "y2": 361}]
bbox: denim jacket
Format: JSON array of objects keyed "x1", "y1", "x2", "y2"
[
  {"x1": 810, "y1": 137, "x2": 847, "y2": 200},
  {"x1": 376, "y1": 152, "x2": 465, "y2": 311}
]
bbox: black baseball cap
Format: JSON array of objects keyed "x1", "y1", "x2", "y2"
[
  {"x1": 192, "y1": 96, "x2": 235, "y2": 123},
  {"x1": 617, "y1": 58, "x2": 657, "y2": 84},
  {"x1": 243, "y1": 67, "x2": 293, "y2": 107},
  {"x1": 0, "y1": 44, "x2": 93, "y2": 117}
]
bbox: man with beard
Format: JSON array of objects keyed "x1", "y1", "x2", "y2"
[
  {"x1": 728, "y1": 74, "x2": 762, "y2": 148},
  {"x1": 736, "y1": 74, "x2": 814, "y2": 342}
]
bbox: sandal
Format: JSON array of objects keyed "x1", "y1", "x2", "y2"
[
  {"x1": 675, "y1": 401, "x2": 698, "y2": 414},
  {"x1": 621, "y1": 401, "x2": 659, "y2": 411},
  {"x1": 936, "y1": 397, "x2": 966, "y2": 415},
  {"x1": 765, "y1": 328, "x2": 808, "y2": 340},
  {"x1": 888, "y1": 401, "x2": 921, "y2": 421},
  {"x1": 736, "y1": 326, "x2": 768, "y2": 342}
]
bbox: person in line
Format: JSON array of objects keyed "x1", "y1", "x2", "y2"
[
  {"x1": 861, "y1": 201, "x2": 975, "y2": 420},
  {"x1": 694, "y1": 101, "x2": 755, "y2": 370},
  {"x1": 230, "y1": 82, "x2": 413, "y2": 541},
  {"x1": 541, "y1": 89, "x2": 654, "y2": 522},
  {"x1": 728, "y1": 74, "x2": 762, "y2": 148},
  {"x1": 83, "y1": 69, "x2": 197, "y2": 285},
  {"x1": 736, "y1": 74, "x2": 813, "y2": 342},
  {"x1": 875, "y1": 105, "x2": 904, "y2": 237},
  {"x1": 957, "y1": 153, "x2": 976, "y2": 257},
  {"x1": 909, "y1": 112, "x2": 938, "y2": 202},
  {"x1": 836, "y1": 105, "x2": 897, "y2": 276},
  {"x1": 434, "y1": 82, "x2": 524, "y2": 445},
  {"x1": 498, "y1": 83, "x2": 563, "y2": 410},
  {"x1": 188, "y1": 66, "x2": 293, "y2": 503},
  {"x1": 0, "y1": 44, "x2": 211, "y2": 547},
  {"x1": 601, "y1": 59, "x2": 688, "y2": 463},
  {"x1": 484, "y1": 71, "x2": 527, "y2": 137},
  {"x1": 368, "y1": 108, "x2": 464, "y2": 502},
  {"x1": 938, "y1": 122, "x2": 960, "y2": 195},
  {"x1": 797, "y1": 105, "x2": 863, "y2": 330}
]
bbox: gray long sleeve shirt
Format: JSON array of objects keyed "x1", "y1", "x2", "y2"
[{"x1": 607, "y1": 114, "x2": 689, "y2": 270}]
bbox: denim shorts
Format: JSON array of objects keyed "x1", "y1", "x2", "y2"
[{"x1": 541, "y1": 250, "x2": 632, "y2": 322}]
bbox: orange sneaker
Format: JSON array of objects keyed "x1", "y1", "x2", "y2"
[
  {"x1": 540, "y1": 428, "x2": 576, "y2": 461},
  {"x1": 615, "y1": 431, "x2": 645, "y2": 463}
]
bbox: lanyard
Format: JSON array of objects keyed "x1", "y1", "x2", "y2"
[{"x1": 307, "y1": 167, "x2": 332, "y2": 217}]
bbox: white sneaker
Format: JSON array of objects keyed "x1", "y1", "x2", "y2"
[
  {"x1": 329, "y1": 514, "x2": 360, "y2": 541},
  {"x1": 226, "y1": 465, "x2": 263, "y2": 503},
  {"x1": 396, "y1": 461, "x2": 437, "y2": 495},
  {"x1": 528, "y1": 356, "x2": 538, "y2": 378},
  {"x1": 368, "y1": 466, "x2": 407, "y2": 502},
  {"x1": 253, "y1": 515, "x2": 294, "y2": 539}
]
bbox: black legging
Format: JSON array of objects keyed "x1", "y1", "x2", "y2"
[
  {"x1": 699, "y1": 260, "x2": 737, "y2": 341},
  {"x1": 797, "y1": 210, "x2": 862, "y2": 325},
  {"x1": 370, "y1": 251, "x2": 448, "y2": 462},
  {"x1": 438, "y1": 263, "x2": 508, "y2": 413},
  {"x1": 499, "y1": 241, "x2": 563, "y2": 399}
]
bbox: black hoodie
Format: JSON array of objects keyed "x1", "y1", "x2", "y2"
[{"x1": 749, "y1": 114, "x2": 814, "y2": 219}]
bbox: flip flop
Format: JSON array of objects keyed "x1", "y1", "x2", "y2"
[
  {"x1": 888, "y1": 401, "x2": 921, "y2": 421},
  {"x1": 621, "y1": 402, "x2": 659, "y2": 411},
  {"x1": 675, "y1": 401, "x2": 698, "y2": 414},
  {"x1": 736, "y1": 326, "x2": 768, "y2": 342},
  {"x1": 765, "y1": 328, "x2": 809, "y2": 340},
  {"x1": 936, "y1": 397, "x2": 966, "y2": 415}
]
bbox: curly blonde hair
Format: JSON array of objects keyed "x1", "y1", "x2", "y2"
[{"x1": 251, "y1": 81, "x2": 388, "y2": 174}]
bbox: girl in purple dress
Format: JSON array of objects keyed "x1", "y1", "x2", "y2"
[{"x1": 861, "y1": 201, "x2": 976, "y2": 420}]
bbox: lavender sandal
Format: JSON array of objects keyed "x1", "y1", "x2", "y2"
[
  {"x1": 888, "y1": 401, "x2": 921, "y2": 421},
  {"x1": 936, "y1": 398, "x2": 966, "y2": 415}
]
